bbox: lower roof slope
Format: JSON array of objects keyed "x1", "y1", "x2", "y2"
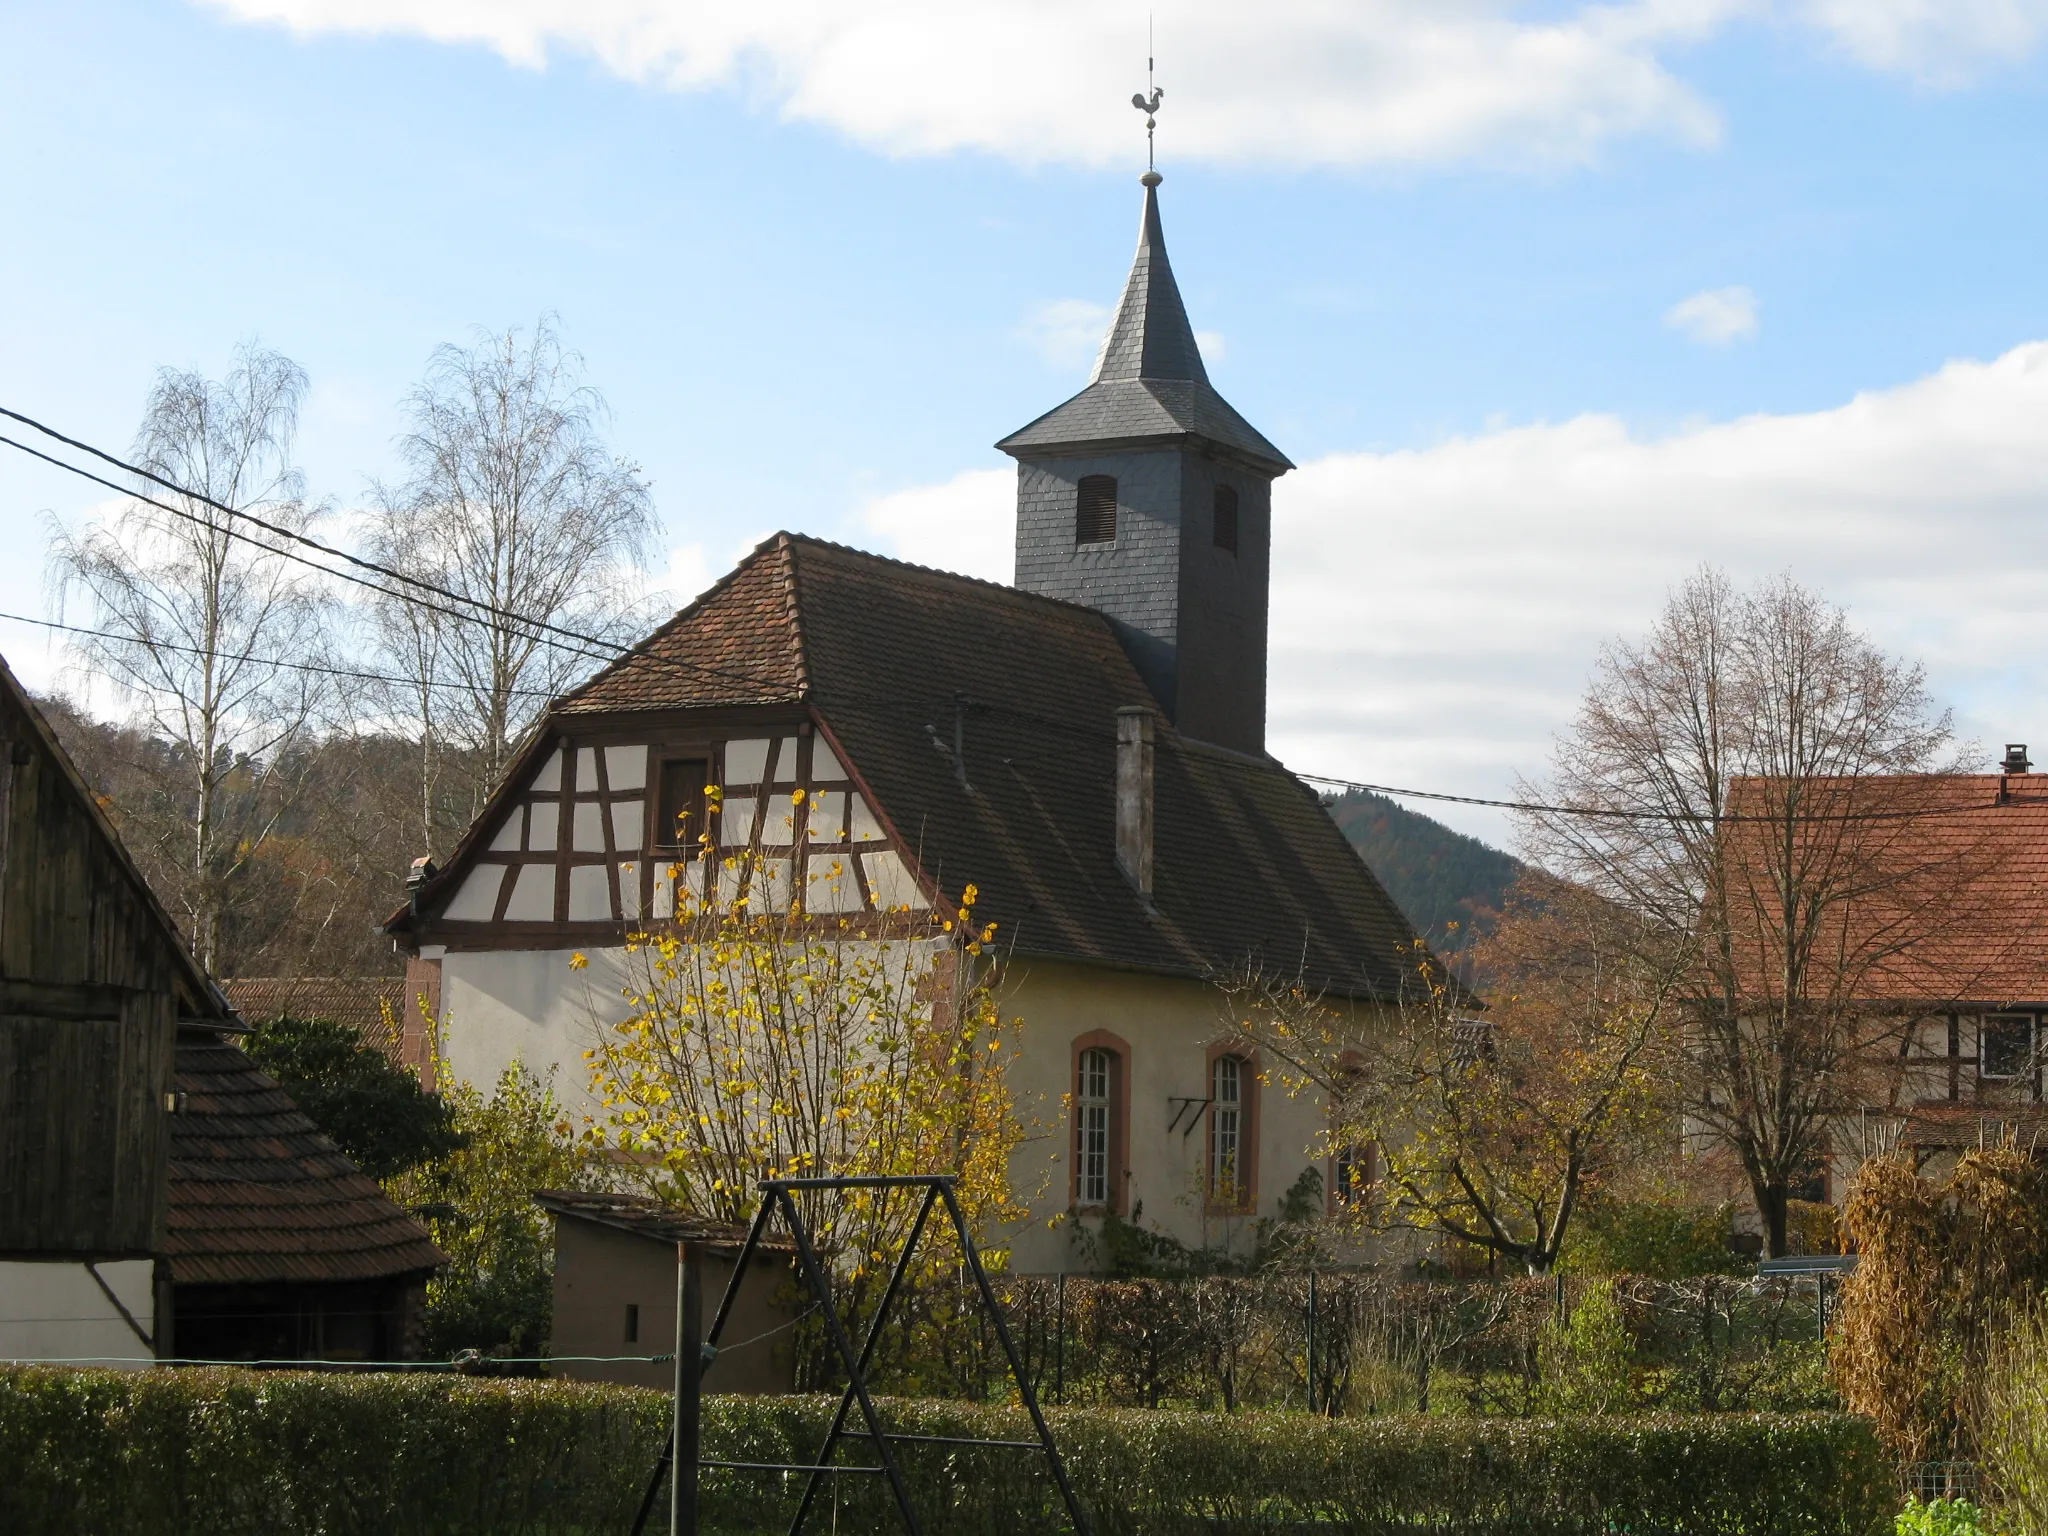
[
  {"x1": 559, "y1": 534, "x2": 1421, "y2": 1000},
  {"x1": 167, "y1": 1034, "x2": 444, "y2": 1287}
]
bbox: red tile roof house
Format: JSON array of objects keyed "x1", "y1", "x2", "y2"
[
  {"x1": 1703, "y1": 753, "x2": 2048, "y2": 1214},
  {"x1": 387, "y1": 176, "x2": 1431, "y2": 1274},
  {"x1": 0, "y1": 653, "x2": 441, "y2": 1366}
]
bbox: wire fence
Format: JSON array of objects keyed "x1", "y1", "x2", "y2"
[{"x1": 833, "y1": 1270, "x2": 1838, "y2": 1416}]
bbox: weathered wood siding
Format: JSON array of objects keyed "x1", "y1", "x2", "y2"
[{"x1": 0, "y1": 685, "x2": 194, "y2": 1259}]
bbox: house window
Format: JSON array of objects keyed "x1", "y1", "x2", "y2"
[
  {"x1": 1076, "y1": 1047, "x2": 1114, "y2": 1207},
  {"x1": 1333, "y1": 1141, "x2": 1375, "y2": 1208},
  {"x1": 1982, "y1": 1013, "x2": 2035, "y2": 1080},
  {"x1": 654, "y1": 757, "x2": 710, "y2": 850},
  {"x1": 1209, "y1": 1053, "x2": 1245, "y2": 1205},
  {"x1": 1076, "y1": 475, "x2": 1118, "y2": 546},
  {"x1": 1212, "y1": 484, "x2": 1239, "y2": 554},
  {"x1": 624, "y1": 1303, "x2": 640, "y2": 1344}
]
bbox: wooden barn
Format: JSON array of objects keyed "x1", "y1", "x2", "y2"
[{"x1": 0, "y1": 656, "x2": 440, "y2": 1364}]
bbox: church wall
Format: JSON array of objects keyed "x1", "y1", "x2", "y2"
[
  {"x1": 993, "y1": 956, "x2": 1380, "y2": 1274},
  {"x1": 434, "y1": 938, "x2": 1396, "y2": 1276}
]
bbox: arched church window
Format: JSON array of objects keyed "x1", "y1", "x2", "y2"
[
  {"x1": 1071, "y1": 1031, "x2": 1128, "y2": 1212},
  {"x1": 1076, "y1": 1047, "x2": 1114, "y2": 1207},
  {"x1": 1212, "y1": 484, "x2": 1239, "y2": 554},
  {"x1": 1076, "y1": 475, "x2": 1118, "y2": 546},
  {"x1": 1209, "y1": 1053, "x2": 1245, "y2": 1204}
]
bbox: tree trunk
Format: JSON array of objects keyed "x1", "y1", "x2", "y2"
[{"x1": 1760, "y1": 1178, "x2": 1790, "y2": 1258}]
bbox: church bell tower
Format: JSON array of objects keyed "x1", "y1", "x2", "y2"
[{"x1": 997, "y1": 170, "x2": 1292, "y2": 756}]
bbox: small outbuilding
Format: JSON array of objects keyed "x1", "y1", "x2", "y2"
[
  {"x1": 164, "y1": 1032, "x2": 445, "y2": 1362},
  {"x1": 535, "y1": 1190, "x2": 798, "y2": 1393}
]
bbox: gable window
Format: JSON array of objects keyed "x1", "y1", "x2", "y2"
[
  {"x1": 1208, "y1": 1052, "x2": 1248, "y2": 1206},
  {"x1": 624, "y1": 1303, "x2": 640, "y2": 1343},
  {"x1": 1076, "y1": 475, "x2": 1118, "y2": 546},
  {"x1": 1212, "y1": 484, "x2": 1239, "y2": 554},
  {"x1": 654, "y1": 757, "x2": 710, "y2": 850},
  {"x1": 1982, "y1": 1013, "x2": 2035, "y2": 1080}
]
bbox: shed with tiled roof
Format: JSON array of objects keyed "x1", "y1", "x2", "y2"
[{"x1": 165, "y1": 1035, "x2": 444, "y2": 1362}]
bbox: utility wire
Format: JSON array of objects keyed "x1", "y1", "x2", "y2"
[
  {"x1": 1, "y1": 411, "x2": 2020, "y2": 830},
  {"x1": 1, "y1": 407, "x2": 802, "y2": 700},
  {"x1": 0, "y1": 608, "x2": 557, "y2": 700}
]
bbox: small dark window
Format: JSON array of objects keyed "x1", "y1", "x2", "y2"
[
  {"x1": 1076, "y1": 475, "x2": 1117, "y2": 546},
  {"x1": 1212, "y1": 484, "x2": 1239, "y2": 554},
  {"x1": 624, "y1": 1303, "x2": 640, "y2": 1344},
  {"x1": 1982, "y1": 1014, "x2": 2035, "y2": 1080},
  {"x1": 655, "y1": 757, "x2": 710, "y2": 850}
]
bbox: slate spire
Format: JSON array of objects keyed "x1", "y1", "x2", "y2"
[
  {"x1": 1091, "y1": 173, "x2": 1209, "y2": 388},
  {"x1": 996, "y1": 177, "x2": 1291, "y2": 473}
]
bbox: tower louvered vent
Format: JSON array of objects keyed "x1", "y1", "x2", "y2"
[
  {"x1": 1076, "y1": 475, "x2": 1118, "y2": 546},
  {"x1": 1212, "y1": 484, "x2": 1239, "y2": 554}
]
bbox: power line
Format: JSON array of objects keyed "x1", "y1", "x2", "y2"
[
  {"x1": 0, "y1": 408, "x2": 798, "y2": 700},
  {"x1": 2, "y1": 410, "x2": 2015, "y2": 831},
  {"x1": 0, "y1": 608, "x2": 557, "y2": 700}
]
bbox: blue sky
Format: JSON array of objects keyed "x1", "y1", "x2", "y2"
[{"x1": 7, "y1": 1, "x2": 2048, "y2": 844}]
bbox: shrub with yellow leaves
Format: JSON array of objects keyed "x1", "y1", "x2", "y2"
[{"x1": 580, "y1": 833, "x2": 1027, "y2": 1356}]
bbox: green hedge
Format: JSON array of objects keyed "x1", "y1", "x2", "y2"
[{"x1": 0, "y1": 1367, "x2": 1890, "y2": 1535}]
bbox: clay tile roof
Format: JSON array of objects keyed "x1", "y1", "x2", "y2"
[
  {"x1": 166, "y1": 1035, "x2": 444, "y2": 1286},
  {"x1": 533, "y1": 1190, "x2": 794, "y2": 1252},
  {"x1": 559, "y1": 539, "x2": 808, "y2": 714},
  {"x1": 221, "y1": 976, "x2": 405, "y2": 1053},
  {"x1": 1722, "y1": 772, "x2": 2048, "y2": 1006},
  {"x1": 544, "y1": 534, "x2": 1419, "y2": 1000}
]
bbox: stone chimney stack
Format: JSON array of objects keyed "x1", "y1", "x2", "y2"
[{"x1": 1116, "y1": 706, "x2": 1155, "y2": 897}]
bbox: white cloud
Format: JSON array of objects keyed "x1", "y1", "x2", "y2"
[
  {"x1": 866, "y1": 342, "x2": 2048, "y2": 848},
  {"x1": 1794, "y1": 0, "x2": 2048, "y2": 86},
  {"x1": 1014, "y1": 299, "x2": 1112, "y2": 372},
  {"x1": 1665, "y1": 284, "x2": 1758, "y2": 344},
  {"x1": 1194, "y1": 329, "x2": 1226, "y2": 363},
  {"x1": 201, "y1": 0, "x2": 1729, "y2": 169},
  {"x1": 859, "y1": 466, "x2": 1013, "y2": 583}
]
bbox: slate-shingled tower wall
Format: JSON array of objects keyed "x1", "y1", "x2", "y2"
[{"x1": 999, "y1": 174, "x2": 1293, "y2": 757}]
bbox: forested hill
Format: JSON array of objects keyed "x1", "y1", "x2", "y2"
[{"x1": 1323, "y1": 789, "x2": 1523, "y2": 954}]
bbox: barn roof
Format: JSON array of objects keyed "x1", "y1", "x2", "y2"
[
  {"x1": 0, "y1": 653, "x2": 231, "y2": 1021},
  {"x1": 513, "y1": 533, "x2": 1422, "y2": 1000},
  {"x1": 166, "y1": 1034, "x2": 444, "y2": 1287}
]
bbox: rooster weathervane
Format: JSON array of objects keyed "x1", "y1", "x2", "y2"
[{"x1": 1132, "y1": 37, "x2": 1163, "y2": 180}]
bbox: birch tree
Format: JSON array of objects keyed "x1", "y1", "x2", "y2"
[
  {"x1": 364, "y1": 317, "x2": 657, "y2": 848},
  {"x1": 48, "y1": 344, "x2": 331, "y2": 972}
]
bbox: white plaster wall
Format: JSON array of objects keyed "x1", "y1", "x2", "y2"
[
  {"x1": 440, "y1": 942, "x2": 1389, "y2": 1275},
  {"x1": 441, "y1": 937, "x2": 948, "y2": 1121},
  {"x1": 0, "y1": 1259, "x2": 155, "y2": 1366},
  {"x1": 994, "y1": 957, "x2": 1361, "y2": 1274},
  {"x1": 442, "y1": 946, "x2": 635, "y2": 1117}
]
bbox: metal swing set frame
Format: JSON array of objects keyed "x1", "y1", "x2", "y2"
[{"x1": 628, "y1": 1173, "x2": 1091, "y2": 1536}]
